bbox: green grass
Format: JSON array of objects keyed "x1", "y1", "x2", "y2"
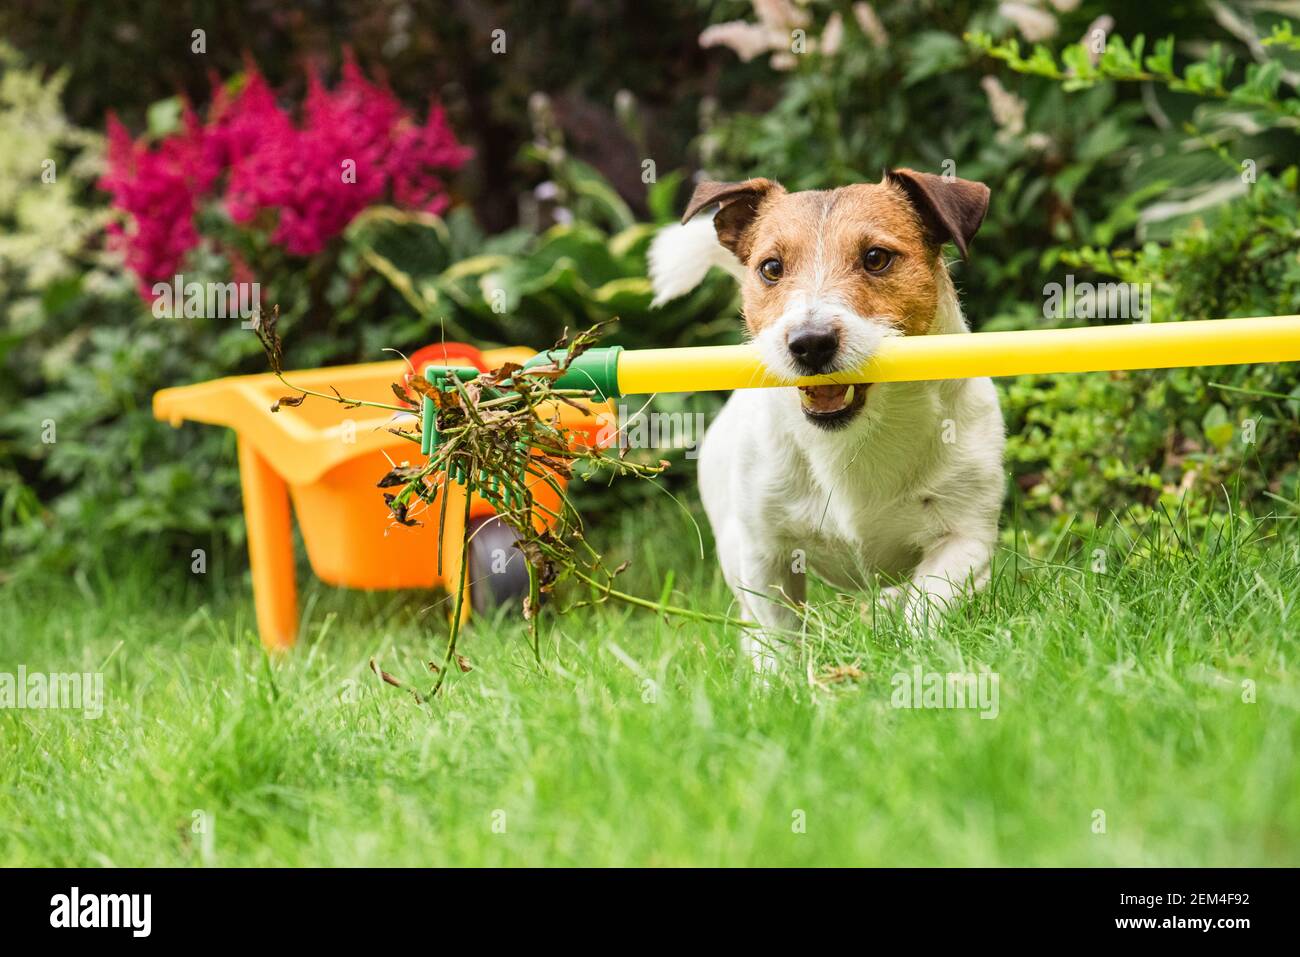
[{"x1": 2, "y1": 503, "x2": 1299, "y2": 866}]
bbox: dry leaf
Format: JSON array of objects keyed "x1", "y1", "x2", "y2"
[
  {"x1": 383, "y1": 493, "x2": 421, "y2": 527},
  {"x1": 377, "y1": 464, "x2": 423, "y2": 488},
  {"x1": 271, "y1": 394, "x2": 305, "y2": 412},
  {"x1": 331, "y1": 385, "x2": 362, "y2": 409},
  {"x1": 819, "y1": 664, "x2": 866, "y2": 684}
]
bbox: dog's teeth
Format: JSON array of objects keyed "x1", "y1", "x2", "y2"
[{"x1": 799, "y1": 384, "x2": 857, "y2": 414}]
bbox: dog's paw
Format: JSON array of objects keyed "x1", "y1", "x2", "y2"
[
  {"x1": 901, "y1": 590, "x2": 954, "y2": 637},
  {"x1": 860, "y1": 585, "x2": 906, "y2": 622},
  {"x1": 860, "y1": 586, "x2": 946, "y2": 639},
  {"x1": 878, "y1": 585, "x2": 907, "y2": 610},
  {"x1": 742, "y1": 632, "x2": 780, "y2": 679}
]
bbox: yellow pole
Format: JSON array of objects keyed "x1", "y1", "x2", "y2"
[{"x1": 615, "y1": 315, "x2": 1300, "y2": 394}]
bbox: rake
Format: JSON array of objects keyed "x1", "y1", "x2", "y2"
[
  {"x1": 404, "y1": 313, "x2": 1300, "y2": 685},
  {"x1": 420, "y1": 314, "x2": 1300, "y2": 454}
]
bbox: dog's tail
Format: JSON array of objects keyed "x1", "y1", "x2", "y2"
[{"x1": 649, "y1": 215, "x2": 744, "y2": 307}]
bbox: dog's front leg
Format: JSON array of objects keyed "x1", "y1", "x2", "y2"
[
  {"x1": 721, "y1": 531, "x2": 805, "y2": 673},
  {"x1": 898, "y1": 533, "x2": 994, "y2": 632}
]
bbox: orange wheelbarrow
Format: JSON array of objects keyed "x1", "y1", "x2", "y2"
[{"x1": 153, "y1": 344, "x2": 613, "y2": 650}]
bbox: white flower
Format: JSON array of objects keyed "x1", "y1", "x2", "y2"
[
  {"x1": 699, "y1": 21, "x2": 784, "y2": 63},
  {"x1": 753, "y1": 0, "x2": 810, "y2": 32},
  {"x1": 998, "y1": 1, "x2": 1058, "y2": 43},
  {"x1": 820, "y1": 12, "x2": 845, "y2": 57},
  {"x1": 981, "y1": 75, "x2": 1027, "y2": 141},
  {"x1": 1080, "y1": 15, "x2": 1115, "y2": 67},
  {"x1": 852, "y1": 2, "x2": 889, "y2": 48},
  {"x1": 698, "y1": 0, "x2": 846, "y2": 67}
]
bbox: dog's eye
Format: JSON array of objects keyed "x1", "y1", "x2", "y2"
[
  {"x1": 862, "y1": 247, "x2": 895, "y2": 273},
  {"x1": 758, "y1": 258, "x2": 783, "y2": 284}
]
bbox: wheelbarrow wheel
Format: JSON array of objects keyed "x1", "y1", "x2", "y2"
[{"x1": 466, "y1": 515, "x2": 532, "y2": 615}]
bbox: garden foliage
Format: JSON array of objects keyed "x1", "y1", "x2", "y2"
[{"x1": 3, "y1": 3, "x2": 1300, "y2": 574}]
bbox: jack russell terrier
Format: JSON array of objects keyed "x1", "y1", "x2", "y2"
[{"x1": 649, "y1": 169, "x2": 1006, "y2": 670}]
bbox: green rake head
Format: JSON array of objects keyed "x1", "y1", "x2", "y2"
[
  {"x1": 418, "y1": 346, "x2": 622, "y2": 456},
  {"x1": 416, "y1": 346, "x2": 623, "y2": 506}
]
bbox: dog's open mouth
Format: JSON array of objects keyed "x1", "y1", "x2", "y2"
[{"x1": 797, "y1": 383, "x2": 868, "y2": 426}]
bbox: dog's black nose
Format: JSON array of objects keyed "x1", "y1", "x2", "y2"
[{"x1": 786, "y1": 324, "x2": 839, "y2": 373}]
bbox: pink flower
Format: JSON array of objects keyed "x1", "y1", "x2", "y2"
[
  {"x1": 99, "y1": 113, "x2": 206, "y2": 296},
  {"x1": 100, "y1": 59, "x2": 472, "y2": 294}
]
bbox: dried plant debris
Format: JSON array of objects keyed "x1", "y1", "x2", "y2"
[
  {"x1": 376, "y1": 464, "x2": 424, "y2": 488},
  {"x1": 256, "y1": 311, "x2": 746, "y2": 696},
  {"x1": 817, "y1": 664, "x2": 866, "y2": 685},
  {"x1": 368, "y1": 657, "x2": 423, "y2": 704},
  {"x1": 252, "y1": 304, "x2": 285, "y2": 375}
]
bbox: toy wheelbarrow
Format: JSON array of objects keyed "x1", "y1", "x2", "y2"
[{"x1": 153, "y1": 344, "x2": 613, "y2": 650}]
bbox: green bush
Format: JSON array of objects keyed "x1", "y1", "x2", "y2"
[
  {"x1": 698, "y1": 5, "x2": 1300, "y2": 538},
  {"x1": 972, "y1": 26, "x2": 1300, "y2": 534},
  {"x1": 701, "y1": 2, "x2": 1300, "y2": 324},
  {"x1": 0, "y1": 47, "x2": 442, "y2": 570},
  {"x1": 0, "y1": 52, "x2": 736, "y2": 572},
  {"x1": 7, "y1": 5, "x2": 1300, "y2": 575},
  {"x1": 1004, "y1": 166, "x2": 1300, "y2": 531}
]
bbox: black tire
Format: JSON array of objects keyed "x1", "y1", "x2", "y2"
[{"x1": 466, "y1": 515, "x2": 532, "y2": 614}]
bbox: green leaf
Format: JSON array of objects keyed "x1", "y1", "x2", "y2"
[
  {"x1": 566, "y1": 158, "x2": 636, "y2": 231},
  {"x1": 146, "y1": 96, "x2": 183, "y2": 139},
  {"x1": 903, "y1": 31, "x2": 968, "y2": 87},
  {"x1": 1202, "y1": 403, "x2": 1234, "y2": 448},
  {"x1": 647, "y1": 170, "x2": 685, "y2": 224},
  {"x1": 1144, "y1": 36, "x2": 1175, "y2": 77}
]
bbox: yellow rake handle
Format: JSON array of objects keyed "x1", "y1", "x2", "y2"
[{"x1": 615, "y1": 315, "x2": 1300, "y2": 394}]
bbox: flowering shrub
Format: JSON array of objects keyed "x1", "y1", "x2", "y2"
[{"x1": 100, "y1": 59, "x2": 470, "y2": 295}]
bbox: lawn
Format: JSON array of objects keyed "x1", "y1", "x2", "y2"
[{"x1": 2, "y1": 503, "x2": 1298, "y2": 867}]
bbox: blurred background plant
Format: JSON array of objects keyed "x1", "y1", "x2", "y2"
[
  {"x1": 1, "y1": 0, "x2": 1298, "y2": 577},
  {"x1": 964, "y1": 14, "x2": 1300, "y2": 543}
]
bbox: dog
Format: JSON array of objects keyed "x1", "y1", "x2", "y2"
[{"x1": 649, "y1": 169, "x2": 1006, "y2": 671}]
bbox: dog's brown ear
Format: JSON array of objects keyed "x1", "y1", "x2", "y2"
[
  {"x1": 885, "y1": 168, "x2": 990, "y2": 260},
  {"x1": 682, "y1": 178, "x2": 782, "y2": 261}
]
